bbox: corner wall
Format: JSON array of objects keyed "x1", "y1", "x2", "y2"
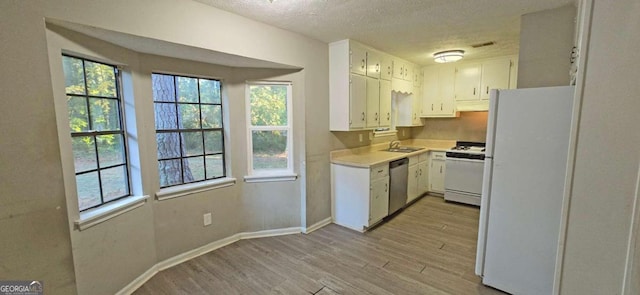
[{"x1": 560, "y1": 0, "x2": 640, "y2": 293}]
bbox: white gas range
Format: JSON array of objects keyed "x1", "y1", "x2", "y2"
[{"x1": 444, "y1": 141, "x2": 486, "y2": 206}]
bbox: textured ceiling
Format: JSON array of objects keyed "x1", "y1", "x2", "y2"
[{"x1": 194, "y1": 0, "x2": 576, "y2": 65}]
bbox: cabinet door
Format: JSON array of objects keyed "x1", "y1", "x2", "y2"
[
  {"x1": 455, "y1": 63, "x2": 481, "y2": 101},
  {"x1": 392, "y1": 60, "x2": 405, "y2": 80},
  {"x1": 349, "y1": 74, "x2": 367, "y2": 128},
  {"x1": 439, "y1": 65, "x2": 457, "y2": 111},
  {"x1": 404, "y1": 63, "x2": 414, "y2": 81},
  {"x1": 379, "y1": 79, "x2": 392, "y2": 127},
  {"x1": 421, "y1": 66, "x2": 439, "y2": 116},
  {"x1": 366, "y1": 51, "x2": 381, "y2": 79},
  {"x1": 407, "y1": 164, "x2": 420, "y2": 203},
  {"x1": 480, "y1": 58, "x2": 511, "y2": 100},
  {"x1": 350, "y1": 44, "x2": 367, "y2": 76},
  {"x1": 366, "y1": 77, "x2": 380, "y2": 128},
  {"x1": 418, "y1": 161, "x2": 429, "y2": 194},
  {"x1": 380, "y1": 54, "x2": 393, "y2": 81},
  {"x1": 411, "y1": 89, "x2": 422, "y2": 125},
  {"x1": 369, "y1": 177, "x2": 389, "y2": 224},
  {"x1": 430, "y1": 159, "x2": 446, "y2": 193}
]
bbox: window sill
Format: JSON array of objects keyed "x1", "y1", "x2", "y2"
[
  {"x1": 244, "y1": 173, "x2": 298, "y2": 183},
  {"x1": 75, "y1": 195, "x2": 149, "y2": 231},
  {"x1": 155, "y1": 177, "x2": 237, "y2": 201}
]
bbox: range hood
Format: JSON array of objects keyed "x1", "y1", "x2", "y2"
[{"x1": 456, "y1": 100, "x2": 489, "y2": 112}]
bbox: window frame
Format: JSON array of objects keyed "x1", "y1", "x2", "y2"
[
  {"x1": 151, "y1": 73, "x2": 227, "y2": 189},
  {"x1": 62, "y1": 54, "x2": 132, "y2": 212},
  {"x1": 245, "y1": 81, "x2": 294, "y2": 179}
]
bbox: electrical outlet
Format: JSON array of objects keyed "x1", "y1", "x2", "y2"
[
  {"x1": 203, "y1": 212, "x2": 212, "y2": 226},
  {"x1": 358, "y1": 134, "x2": 363, "y2": 142}
]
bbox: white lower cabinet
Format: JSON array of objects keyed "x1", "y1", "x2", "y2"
[
  {"x1": 408, "y1": 153, "x2": 429, "y2": 203},
  {"x1": 429, "y1": 151, "x2": 446, "y2": 193},
  {"x1": 332, "y1": 163, "x2": 389, "y2": 232}
]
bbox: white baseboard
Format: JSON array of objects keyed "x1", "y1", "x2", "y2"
[
  {"x1": 116, "y1": 226, "x2": 302, "y2": 295},
  {"x1": 302, "y1": 217, "x2": 332, "y2": 234}
]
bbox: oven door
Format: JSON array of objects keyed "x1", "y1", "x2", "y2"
[{"x1": 444, "y1": 157, "x2": 485, "y2": 195}]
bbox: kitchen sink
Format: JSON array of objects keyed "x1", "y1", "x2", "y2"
[{"x1": 381, "y1": 146, "x2": 425, "y2": 153}]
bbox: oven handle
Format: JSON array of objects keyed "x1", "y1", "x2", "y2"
[{"x1": 445, "y1": 157, "x2": 485, "y2": 163}]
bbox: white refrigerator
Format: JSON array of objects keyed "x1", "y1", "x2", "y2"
[{"x1": 475, "y1": 86, "x2": 575, "y2": 294}]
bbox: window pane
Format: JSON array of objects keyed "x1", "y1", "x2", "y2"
[
  {"x1": 97, "y1": 134, "x2": 125, "y2": 167},
  {"x1": 201, "y1": 105, "x2": 222, "y2": 128},
  {"x1": 178, "y1": 104, "x2": 201, "y2": 129},
  {"x1": 176, "y1": 76, "x2": 198, "y2": 102},
  {"x1": 249, "y1": 85, "x2": 288, "y2": 126},
  {"x1": 76, "y1": 172, "x2": 101, "y2": 210},
  {"x1": 204, "y1": 130, "x2": 223, "y2": 154},
  {"x1": 85, "y1": 61, "x2": 117, "y2": 98},
  {"x1": 252, "y1": 130, "x2": 288, "y2": 170},
  {"x1": 101, "y1": 165, "x2": 128, "y2": 202},
  {"x1": 183, "y1": 157, "x2": 205, "y2": 182},
  {"x1": 205, "y1": 155, "x2": 224, "y2": 179},
  {"x1": 154, "y1": 103, "x2": 178, "y2": 130},
  {"x1": 156, "y1": 132, "x2": 181, "y2": 159},
  {"x1": 90, "y1": 98, "x2": 120, "y2": 131},
  {"x1": 152, "y1": 74, "x2": 176, "y2": 102},
  {"x1": 63, "y1": 56, "x2": 85, "y2": 95},
  {"x1": 199, "y1": 79, "x2": 221, "y2": 104},
  {"x1": 67, "y1": 96, "x2": 89, "y2": 132},
  {"x1": 158, "y1": 159, "x2": 182, "y2": 187},
  {"x1": 72, "y1": 136, "x2": 96, "y2": 173},
  {"x1": 182, "y1": 131, "x2": 203, "y2": 156}
]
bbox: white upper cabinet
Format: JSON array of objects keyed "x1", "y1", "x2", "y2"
[
  {"x1": 455, "y1": 63, "x2": 481, "y2": 101},
  {"x1": 380, "y1": 54, "x2": 393, "y2": 81},
  {"x1": 366, "y1": 77, "x2": 381, "y2": 128},
  {"x1": 366, "y1": 50, "x2": 381, "y2": 79},
  {"x1": 480, "y1": 58, "x2": 512, "y2": 100},
  {"x1": 350, "y1": 43, "x2": 367, "y2": 76},
  {"x1": 349, "y1": 74, "x2": 367, "y2": 129},
  {"x1": 379, "y1": 79, "x2": 392, "y2": 127},
  {"x1": 454, "y1": 57, "x2": 515, "y2": 111},
  {"x1": 421, "y1": 65, "x2": 457, "y2": 117}
]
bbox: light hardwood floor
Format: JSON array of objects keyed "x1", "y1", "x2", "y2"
[{"x1": 134, "y1": 195, "x2": 506, "y2": 294}]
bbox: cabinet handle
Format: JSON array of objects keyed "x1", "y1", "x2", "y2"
[
  {"x1": 440, "y1": 103, "x2": 443, "y2": 111},
  {"x1": 473, "y1": 87, "x2": 476, "y2": 95},
  {"x1": 385, "y1": 183, "x2": 388, "y2": 192},
  {"x1": 486, "y1": 86, "x2": 489, "y2": 94},
  {"x1": 431, "y1": 104, "x2": 434, "y2": 111},
  {"x1": 387, "y1": 112, "x2": 390, "y2": 120},
  {"x1": 362, "y1": 59, "x2": 366, "y2": 70},
  {"x1": 419, "y1": 169, "x2": 422, "y2": 176},
  {"x1": 378, "y1": 169, "x2": 384, "y2": 173},
  {"x1": 440, "y1": 166, "x2": 442, "y2": 173},
  {"x1": 415, "y1": 170, "x2": 419, "y2": 177},
  {"x1": 361, "y1": 112, "x2": 365, "y2": 121},
  {"x1": 414, "y1": 113, "x2": 416, "y2": 119},
  {"x1": 375, "y1": 112, "x2": 378, "y2": 121},
  {"x1": 376, "y1": 63, "x2": 380, "y2": 73}
]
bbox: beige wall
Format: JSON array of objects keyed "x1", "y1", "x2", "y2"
[
  {"x1": 517, "y1": 4, "x2": 576, "y2": 88},
  {"x1": 412, "y1": 112, "x2": 488, "y2": 143},
  {"x1": 1, "y1": 0, "x2": 331, "y2": 294},
  {"x1": 560, "y1": 0, "x2": 640, "y2": 293}
]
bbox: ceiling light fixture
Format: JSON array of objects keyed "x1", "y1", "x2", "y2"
[{"x1": 433, "y1": 50, "x2": 465, "y2": 63}]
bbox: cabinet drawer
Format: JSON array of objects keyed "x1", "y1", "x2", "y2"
[
  {"x1": 419, "y1": 152, "x2": 429, "y2": 163},
  {"x1": 408, "y1": 155, "x2": 419, "y2": 166},
  {"x1": 431, "y1": 151, "x2": 446, "y2": 160},
  {"x1": 370, "y1": 164, "x2": 389, "y2": 179}
]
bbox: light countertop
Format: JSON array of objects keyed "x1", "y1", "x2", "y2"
[{"x1": 330, "y1": 139, "x2": 455, "y2": 168}]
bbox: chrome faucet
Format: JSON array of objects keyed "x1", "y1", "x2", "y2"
[{"x1": 389, "y1": 140, "x2": 401, "y2": 149}]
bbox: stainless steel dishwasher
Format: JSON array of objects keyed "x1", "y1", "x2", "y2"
[{"x1": 388, "y1": 158, "x2": 409, "y2": 215}]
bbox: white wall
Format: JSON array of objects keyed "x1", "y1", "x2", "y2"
[
  {"x1": 1, "y1": 0, "x2": 331, "y2": 294},
  {"x1": 517, "y1": 4, "x2": 576, "y2": 88},
  {"x1": 560, "y1": 0, "x2": 640, "y2": 293}
]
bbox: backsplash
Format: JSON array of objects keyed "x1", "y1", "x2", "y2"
[
  {"x1": 412, "y1": 111, "x2": 488, "y2": 142},
  {"x1": 331, "y1": 127, "x2": 413, "y2": 150}
]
